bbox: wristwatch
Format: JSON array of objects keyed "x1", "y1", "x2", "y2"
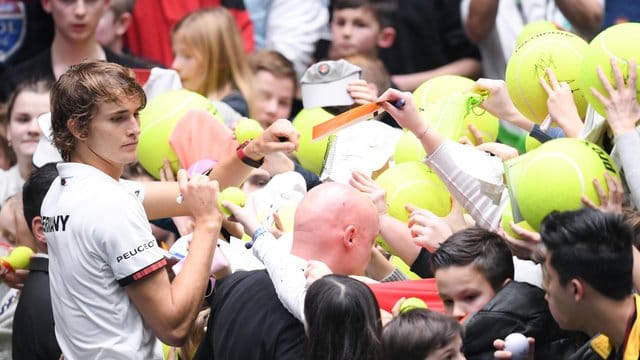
[{"x1": 236, "y1": 141, "x2": 264, "y2": 168}]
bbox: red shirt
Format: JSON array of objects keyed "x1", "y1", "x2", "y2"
[{"x1": 125, "y1": 0, "x2": 254, "y2": 67}]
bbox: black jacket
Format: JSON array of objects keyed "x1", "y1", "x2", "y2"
[{"x1": 463, "y1": 281, "x2": 587, "y2": 360}]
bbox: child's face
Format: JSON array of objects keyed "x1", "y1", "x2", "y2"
[
  {"x1": 96, "y1": 9, "x2": 117, "y2": 49},
  {"x1": 7, "y1": 91, "x2": 49, "y2": 161},
  {"x1": 330, "y1": 7, "x2": 382, "y2": 58},
  {"x1": 171, "y1": 39, "x2": 205, "y2": 93},
  {"x1": 425, "y1": 333, "x2": 466, "y2": 360},
  {"x1": 253, "y1": 70, "x2": 294, "y2": 127},
  {"x1": 43, "y1": 0, "x2": 107, "y2": 43},
  {"x1": 79, "y1": 97, "x2": 141, "y2": 167},
  {"x1": 435, "y1": 264, "x2": 497, "y2": 322}
]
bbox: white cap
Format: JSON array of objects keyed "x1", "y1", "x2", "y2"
[
  {"x1": 300, "y1": 60, "x2": 361, "y2": 109},
  {"x1": 32, "y1": 112, "x2": 63, "y2": 167}
]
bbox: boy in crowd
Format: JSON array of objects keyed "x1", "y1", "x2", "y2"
[
  {"x1": 431, "y1": 227, "x2": 581, "y2": 359},
  {"x1": 96, "y1": 0, "x2": 135, "y2": 55},
  {"x1": 537, "y1": 209, "x2": 640, "y2": 359},
  {"x1": 0, "y1": 0, "x2": 151, "y2": 102}
]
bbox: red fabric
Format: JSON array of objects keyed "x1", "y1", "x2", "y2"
[
  {"x1": 125, "y1": 0, "x2": 254, "y2": 67},
  {"x1": 368, "y1": 278, "x2": 445, "y2": 313},
  {"x1": 169, "y1": 109, "x2": 238, "y2": 170}
]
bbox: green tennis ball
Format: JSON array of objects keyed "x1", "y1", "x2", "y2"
[
  {"x1": 393, "y1": 129, "x2": 426, "y2": 164},
  {"x1": 375, "y1": 162, "x2": 451, "y2": 223},
  {"x1": 8, "y1": 246, "x2": 33, "y2": 270},
  {"x1": 138, "y1": 89, "x2": 221, "y2": 179},
  {"x1": 580, "y1": 23, "x2": 640, "y2": 117},
  {"x1": 506, "y1": 31, "x2": 589, "y2": 124},
  {"x1": 413, "y1": 75, "x2": 475, "y2": 108},
  {"x1": 516, "y1": 20, "x2": 558, "y2": 46},
  {"x1": 501, "y1": 203, "x2": 536, "y2": 239},
  {"x1": 412, "y1": 76, "x2": 499, "y2": 145},
  {"x1": 218, "y1": 187, "x2": 247, "y2": 216},
  {"x1": 505, "y1": 138, "x2": 619, "y2": 230},
  {"x1": 292, "y1": 108, "x2": 332, "y2": 175},
  {"x1": 390, "y1": 255, "x2": 421, "y2": 280},
  {"x1": 399, "y1": 297, "x2": 428, "y2": 314},
  {"x1": 234, "y1": 118, "x2": 264, "y2": 144}
]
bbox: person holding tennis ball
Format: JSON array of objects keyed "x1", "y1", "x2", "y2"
[{"x1": 39, "y1": 60, "x2": 300, "y2": 359}]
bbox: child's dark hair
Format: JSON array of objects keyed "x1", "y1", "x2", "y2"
[
  {"x1": 333, "y1": 0, "x2": 398, "y2": 28},
  {"x1": 431, "y1": 227, "x2": 514, "y2": 292},
  {"x1": 382, "y1": 308, "x2": 463, "y2": 360}
]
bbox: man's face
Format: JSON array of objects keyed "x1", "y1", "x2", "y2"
[
  {"x1": 95, "y1": 8, "x2": 117, "y2": 49},
  {"x1": 542, "y1": 255, "x2": 577, "y2": 330},
  {"x1": 79, "y1": 98, "x2": 141, "y2": 167},
  {"x1": 435, "y1": 264, "x2": 497, "y2": 322},
  {"x1": 330, "y1": 7, "x2": 381, "y2": 58},
  {"x1": 42, "y1": 0, "x2": 107, "y2": 43},
  {"x1": 253, "y1": 70, "x2": 294, "y2": 128}
]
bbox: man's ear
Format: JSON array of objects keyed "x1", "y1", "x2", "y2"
[
  {"x1": 571, "y1": 278, "x2": 585, "y2": 302},
  {"x1": 377, "y1": 27, "x2": 396, "y2": 49},
  {"x1": 32, "y1": 216, "x2": 47, "y2": 245},
  {"x1": 342, "y1": 225, "x2": 357, "y2": 248},
  {"x1": 67, "y1": 118, "x2": 87, "y2": 140}
]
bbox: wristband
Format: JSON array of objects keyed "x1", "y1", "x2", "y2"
[
  {"x1": 245, "y1": 226, "x2": 270, "y2": 249},
  {"x1": 236, "y1": 141, "x2": 264, "y2": 168}
]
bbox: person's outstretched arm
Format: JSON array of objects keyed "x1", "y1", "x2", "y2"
[{"x1": 125, "y1": 171, "x2": 222, "y2": 346}]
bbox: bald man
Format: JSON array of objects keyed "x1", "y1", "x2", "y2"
[{"x1": 194, "y1": 182, "x2": 380, "y2": 360}]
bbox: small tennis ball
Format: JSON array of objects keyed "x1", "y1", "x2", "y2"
[
  {"x1": 138, "y1": 89, "x2": 221, "y2": 179},
  {"x1": 580, "y1": 23, "x2": 640, "y2": 117},
  {"x1": 506, "y1": 31, "x2": 589, "y2": 124},
  {"x1": 504, "y1": 333, "x2": 529, "y2": 360},
  {"x1": 234, "y1": 118, "x2": 264, "y2": 144},
  {"x1": 292, "y1": 108, "x2": 333, "y2": 175},
  {"x1": 8, "y1": 246, "x2": 33, "y2": 270},
  {"x1": 218, "y1": 187, "x2": 247, "y2": 216},
  {"x1": 399, "y1": 297, "x2": 428, "y2": 314},
  {"x1": 516, "y1": 21, "x2": 558, "y2": 46}
]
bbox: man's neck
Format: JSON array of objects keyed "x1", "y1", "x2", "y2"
[
  {"x1": 50, "y1": 35, "x2": 106, "y2": 79},
  {"x1": 587, "y1": 295, "x2": 636, "y2": 349}
]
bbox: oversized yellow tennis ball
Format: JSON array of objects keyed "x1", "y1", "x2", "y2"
[
  {"x1": 217, "y1": 187, "x2": 247, "y2": 216},
  {"x1": 399, "y1": 297, "x2": 428, "y2": 314},
  {"x1": 516, "y1": 21, "x2": 558, "y2": 46},
  {"x1": 375, "y1": 161, "x2": 451, "y2": 224},
  {"x1": 501, "y1": 202, "x2": 536, "y2": 239},
  {"x1": 138, "y1": 89, "x2": 221, "y2": 179},
  {"x1": 292, "y1": 107, "x2": 332, "y2": 175},
  {"x1": 505, "y1": 138, "x2": 619, "y2": 230},
  {"x1": 390, "y1": 255, "x2": 422, "y2": 280},
  {"x1": 413, "y1": 76, "x2": 499, "y2": 145},
  {"x1": 506, "y1": 31, "x2": 589, "y2": 124},
  {"x1": 393, "y1": 129, "x2": 426, "y2": 164},
  {"x1": 413, "y1": 75, "x2": 475, "y2": 107},
  {"x1": 580, "y1": 23, "x2": 640, "y2": 117},
  {"x1": 234, "y1": 118, "x2": 264, "y2": 144},
  {"x1": 7, "y1": 246, "x2": 33, "y2": 270}
]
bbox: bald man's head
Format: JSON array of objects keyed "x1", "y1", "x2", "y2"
[{"x1": 291, "y1": 182, "x2": 379, "y2": 275}]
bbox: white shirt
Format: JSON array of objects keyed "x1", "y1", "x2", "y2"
[
  {"x1": 42, "y1": 163, "x2": 165, "y2": 359},
  {"x1": 0, "y1": 165, "x2": 24, "y2": 206}
]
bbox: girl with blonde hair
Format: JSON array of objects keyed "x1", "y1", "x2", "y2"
[{"x1": 172, "y1": 7, "x2": 255, "y2": 127}]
